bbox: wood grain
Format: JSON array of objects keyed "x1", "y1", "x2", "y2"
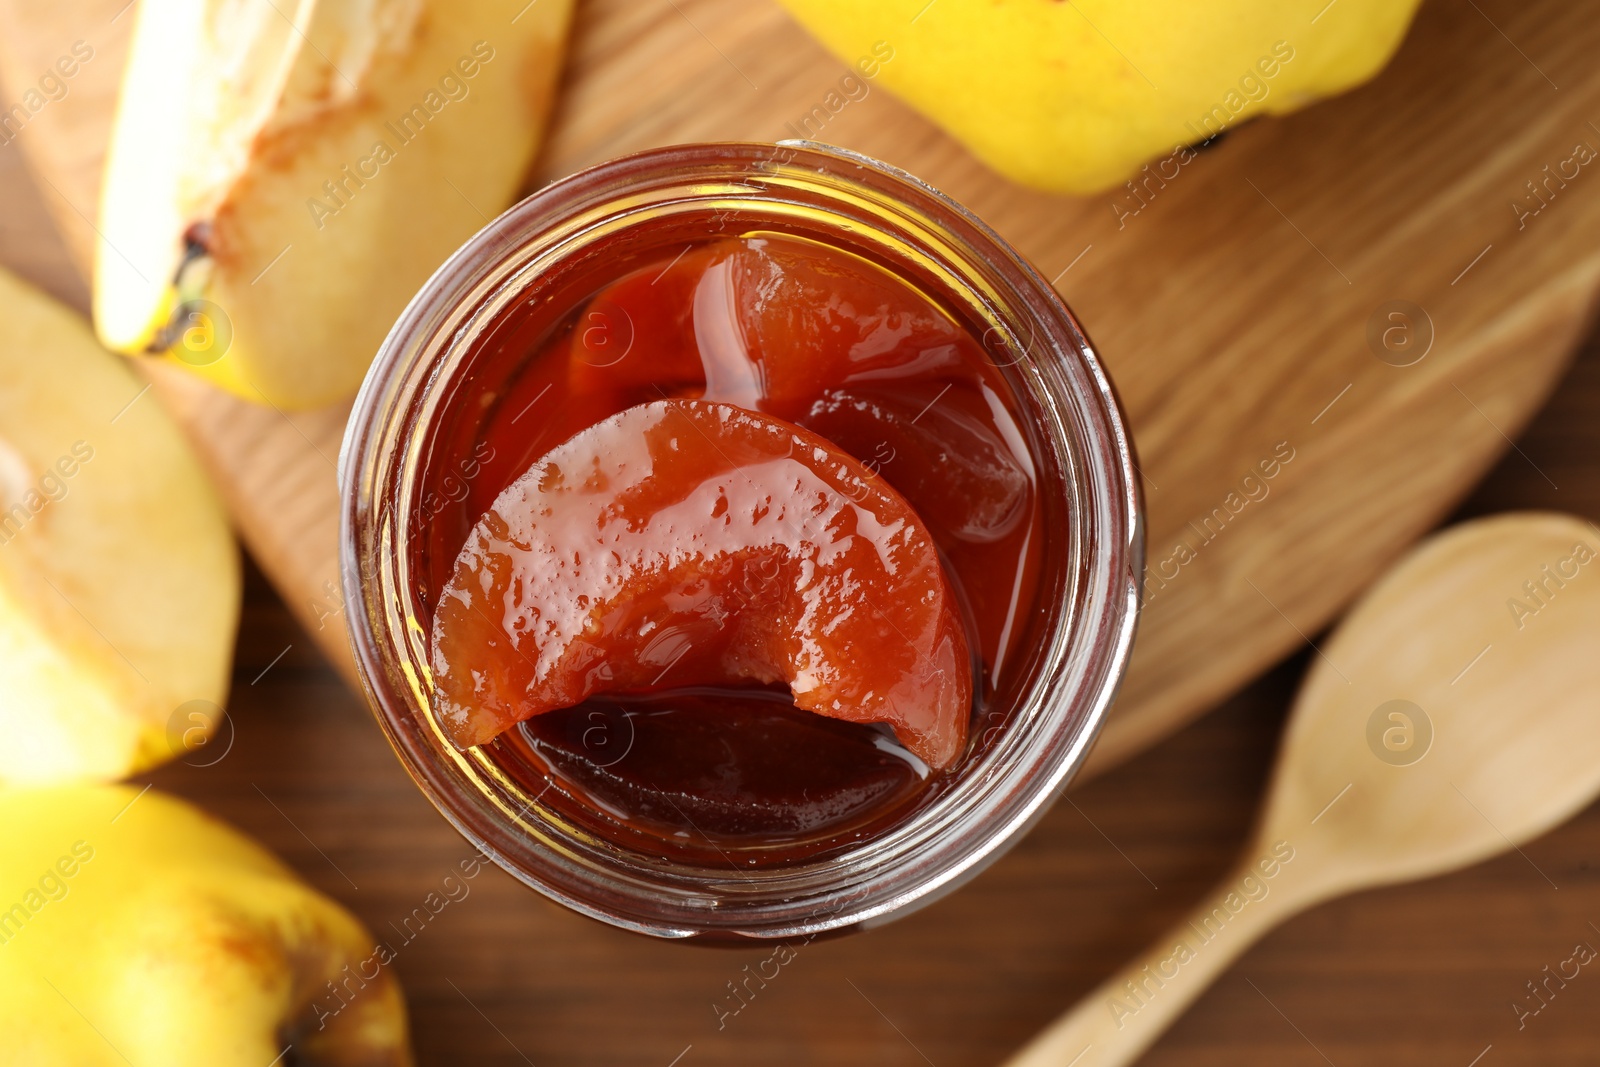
[{"x1": 4, "y1": 0, "x2": 1600, "y2": 773}]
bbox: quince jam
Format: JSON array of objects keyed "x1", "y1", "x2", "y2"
[{"x1": 418, "y1": 232, "x2": 1044, "y2": 865}]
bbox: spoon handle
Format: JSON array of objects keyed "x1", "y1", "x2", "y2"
[{"x1": 1002, "y1": 854, "x2": 1306, "y2": 1067}]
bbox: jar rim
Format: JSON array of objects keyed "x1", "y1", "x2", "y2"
[{"x1": 339, "y1": 140, "x2": 1144, "y2": 940}]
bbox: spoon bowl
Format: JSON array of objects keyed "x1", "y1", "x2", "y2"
[
  {"x1": 1265, "y1": 511, "x2": 1600, "y2": 898},
  {"x1": 1006, "y1": 512, "x2": 1600, "y2": 1067}
]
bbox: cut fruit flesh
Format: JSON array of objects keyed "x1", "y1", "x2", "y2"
[
  {"x1": 430, "y1": 399, "x2": 972, "y2": 769},
  {"x1": 94, "y1": 0, "x2": 313, "y2": 355},
  {"x1": 0, "y1": 268, "x2": 239, "y2": 784},
  {"x1": 95, "y1": 0, "x2": 575, "y2": 408}
]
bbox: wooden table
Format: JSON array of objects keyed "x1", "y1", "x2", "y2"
[{"x1": 4, "y1": 10, "x2": 1600, "y2": 1067}]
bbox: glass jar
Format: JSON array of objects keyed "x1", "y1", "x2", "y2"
[{"x1": 339, "y1": 141, "x2": 1143, "y2": 941}]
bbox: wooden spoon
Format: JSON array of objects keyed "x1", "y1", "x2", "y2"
[{"x1": 1005, "y1": 512, "x2": 1600, "y2": 1067}]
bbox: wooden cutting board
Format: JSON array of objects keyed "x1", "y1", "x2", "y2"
[{"x1": 3, "y1": 0, "x2": 1598, "y2": 776}]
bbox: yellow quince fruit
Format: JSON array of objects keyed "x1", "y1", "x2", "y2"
[
  {"x1": 775, "y1": 0, "x2": 1424, "y2": 193},
  {"x1": 0, "y1": 785, "x2": 411, "y2": 1066},
  {"x1": 95, "y1": 0, "x2": 575, "y2": 409},
  {"x1": 0, "y1": 267, "x2": 238, "y2": 786}
]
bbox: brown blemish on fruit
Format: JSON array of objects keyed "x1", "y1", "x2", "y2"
[{"x1": 211, "y1": 896, "x2": 413, "y2": 1067}]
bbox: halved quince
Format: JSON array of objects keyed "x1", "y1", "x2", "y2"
[
  {"x1": 95, "y1": 0, "x2": 574, "y2": 409},
  {"x1": 0, "y1": 268, "x2": 239, "y2": 784}
]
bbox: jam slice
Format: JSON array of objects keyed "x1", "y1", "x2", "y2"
[
  {"x1": 562, "y1": 235, "x2": 986, "y2": 418},
  {"x1": 430, "y1": 398, "x2": 973, "y2": 770},
  {"x1": 692, "y1": 235, "x2": 980, "y2": 418},
  {"x1": 564, "y1": 248, "x2": 713, "y2": 400},
  {"x1": 556, "y1": 235, "x2": 1023, "y2": 544},
  {"x1": 799, "y1": 385, "x2": 1030, "y2": 543}
]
